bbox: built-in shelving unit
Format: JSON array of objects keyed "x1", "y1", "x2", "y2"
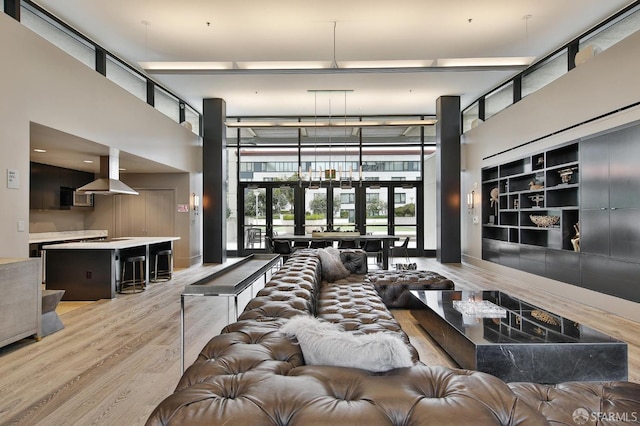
[
  {"x1": 481, "y1": 142, "x2": 582, "y2": 286},
  {"x1": 481, "y1": 123, "x2": 640, "y2": 304},
  {"x1": 482, "y1": 142, "x2": 580, "y2": 251}
]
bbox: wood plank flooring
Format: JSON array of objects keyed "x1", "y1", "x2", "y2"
[{"x1": 0, "y1": 258, "x2": 637, "y2": 425}]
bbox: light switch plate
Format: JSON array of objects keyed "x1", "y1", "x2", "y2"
[{"x1": 17, "y1": 220, "x2": 25, "y2": 232}]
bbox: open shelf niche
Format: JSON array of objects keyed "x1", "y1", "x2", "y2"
[{"x1": 481, "y1": 141, "x2": 581, "y2": 284}]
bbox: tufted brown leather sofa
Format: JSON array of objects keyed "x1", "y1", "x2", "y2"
[
  {"x1": 338, "y1": 248, "x2": 369, "y2": 274},
  {"x1": 368, "y1": 269, "x2": 455, "y2": 308},
  {"x1": 147, "y1": 252, "x2": 640, "y2": 425}
]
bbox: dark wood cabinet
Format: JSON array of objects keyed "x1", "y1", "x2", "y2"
[
  {"x1": 580, "y1": 209, "x2": 609, "y2": 256},
  {"x1": 609, "y1": 126, "x2": 640, "y2": 209},
  {"x1": 30, "y1": 162, "x2": 94, "y2": 210},
  {"x1": 482, "y1": 122, "x2": 640, "y2": 303},
  {"x1": 30, "y1": 162, "x2": 59, "y2": 210},
  {"x1": 581, "y1": 124, "x2": 640, "y2": 263}
]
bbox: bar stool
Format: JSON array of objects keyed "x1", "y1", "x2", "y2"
[
  {"x1": 151, "y1": 249, "x2": 173, "y2": 282},
  {"x1": 120, "y1": 255, "x2": 146, "y2": 293}
]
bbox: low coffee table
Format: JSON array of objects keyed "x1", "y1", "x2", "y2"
[{"x1": 410, "y1": 290, "x2": 628, "y2": 383}]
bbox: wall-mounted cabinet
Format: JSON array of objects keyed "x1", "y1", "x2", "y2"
[
  {"x1": 30, "y1": 162, "x2": 94, "y2": 210},
  {"x1": 481, "y1": 123, "x2": 640, "y2": 303},
  {"x1": 579, "y1": 124, "x2": 640, "y2": 300}
]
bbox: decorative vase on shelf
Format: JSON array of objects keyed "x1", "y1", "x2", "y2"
[
  {"x1": 571, "y1": 222, "x2": 580, "y2": 252},
  {"x1": 529, "y1": 215, "x2": 560, "y2": 227},
  {"x1": 528, "y1": 181, "x2": 544, "y2": 190}
]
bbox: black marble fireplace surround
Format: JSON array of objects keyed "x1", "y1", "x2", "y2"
[{"x1": 410, "y1": 290, "x2": 628, "y2": 384}]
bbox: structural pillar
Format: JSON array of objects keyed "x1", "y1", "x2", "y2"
[
  {"x1": 202, "y1": 98, "x2": 227, "y2": 263},
  {"x1": 435, "y1": 96, "x2": 461, "y2": 263},
  {"x1": 4, "y1": 0, "x2": 20, "y2": 21}
]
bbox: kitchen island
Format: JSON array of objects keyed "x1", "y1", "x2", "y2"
[{"x1": 43, "y1": 237, "x2": 179, "y2": 300}]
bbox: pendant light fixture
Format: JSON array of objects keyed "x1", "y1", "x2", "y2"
[
  {"x1": 304, "y1": 89, "x2": 355, "y2": 189},
  {"x1": 340, "y1": 90, "x2": 352, "y2": 189}
]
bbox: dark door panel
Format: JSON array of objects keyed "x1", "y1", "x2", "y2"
[
  {"x1": 610, "y1": 208, "x2": 640, "y2": 261},
  {"x1": 581, "y1": 254, "x2": 640, "y2": 303},
  {"x1": 580, "y1": 209, "x2": 610, "y2": 256},
  {"x1": 609, "y1": 125, "x2": 640, "y2": 209},
  {"x1": 580, "y1": 136, "x2": 609, "y2": 210}
]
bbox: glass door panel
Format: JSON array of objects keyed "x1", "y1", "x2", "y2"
[
  {"x1": 394, "y1": 186, "x2": 417, "y2": 248},
  {"x1": 365, "y1": 186, "x2": 388, "y2": 235},
  {"x1": 272, "y1": 185, "x2": 295, "y2": 237},
  {"x1": 243, "y1": 187, "x2": 266, "y2": 249},
  {"x1": 333, "y1": 186, "x2": 356, "y2": 231},
  {"x1": 304, "y1": 187, "x2": 328, "y2": 235}
]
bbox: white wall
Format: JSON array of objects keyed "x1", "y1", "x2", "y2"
[
  {"x1": 461, "y1": 30, "x2": 640, "y2": 322},
  {"x1": 0, "y1": 13, "x2": 202, "y2": 259}
]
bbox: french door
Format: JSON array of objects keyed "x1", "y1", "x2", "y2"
[
  {"x1": 238, "y1": 182, "x2": 422, "y2": 255},
  {"x1": 240, "y1": 184, "x2": 297, "y2": 253}
]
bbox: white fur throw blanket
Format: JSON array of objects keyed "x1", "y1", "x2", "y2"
[{"x1": 280, "y1": 315, "x2": 414, "y2": 372}]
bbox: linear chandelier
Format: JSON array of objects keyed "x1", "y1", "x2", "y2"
[
  {"x1": 140, "y1": 58, "x2": 533, "y2": 75},
  {"x1": 225, "y1": 118, "x2": 437, "y2": 128},
  {"x1": 140, "y1": 20, "x2": 533, "y2": 75},
  {"x1": 301, "y1": 90, "x2": 364, "y2": 189}
]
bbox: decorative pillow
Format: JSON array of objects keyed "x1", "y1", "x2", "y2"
[
  {"x1": 317, "y1": 246, "x2": 351, "y2": 282},
  {"x1": 280, "y1": 315, "x2": 414, "y2": 372},
  {"x1": 340, "y1": 249, "x2": 368, "y2": 274}
]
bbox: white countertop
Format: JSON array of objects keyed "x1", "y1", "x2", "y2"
[
  {"x1": 29, "y1": 230, "x2": 109, "y2": 244},
  {"x1": 43, "y1": 236, "x2": 179, "y2": 250},
  {"x1": 0, "y1": 258, "x2": 39, "y2": 266}
]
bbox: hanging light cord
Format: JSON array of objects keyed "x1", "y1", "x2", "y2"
[{"x1": 332, "y1": 21, "x2": 338, "y2": 69}]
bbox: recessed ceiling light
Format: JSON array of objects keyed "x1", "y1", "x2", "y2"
[
  {"x1": 339, "y1": 60, "x2": 434, "y2": 69},
  {"x1": 237, "y1": 61, "x2": 332, "y2": 70},
  {"x1": 436, "y1": 57, "x2": 535, "y2": 67},
  {"x1": 33, "y1": 148, "x2": 47, "y2": 153},
  {"x1": 139, "y1": 61, "x2": 234, "y2": 71},
  {"x1": 83, "y1": 160, "x2": 94, "y2": 164}
]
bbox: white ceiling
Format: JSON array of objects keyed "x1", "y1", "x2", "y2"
[{"x1": 27, "y1": 0, "x2": 635, "y2": 172}]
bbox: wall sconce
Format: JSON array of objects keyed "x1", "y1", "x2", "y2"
[
  {"x1": 467, "y1": 190, "x2": 475, "y2": 211},
  {"x1": 192, "y1": 193, "x2": 200, "y2": 215}
]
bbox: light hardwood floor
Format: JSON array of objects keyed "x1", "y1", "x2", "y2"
[{"x1": 0, "y1": 258, "x2": 637, "y2": 425}]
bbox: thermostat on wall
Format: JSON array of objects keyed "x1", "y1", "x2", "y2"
[{"x1": 7, "y1": 169, "x2": 19, "y2": 189}]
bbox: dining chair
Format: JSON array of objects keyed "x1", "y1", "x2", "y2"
[
  {"x1": 361, "y1": 239, "x2": 384, "y2": 268},
  {"x1": 389, "y1": 237, "x2": 411, "y2": 266}
]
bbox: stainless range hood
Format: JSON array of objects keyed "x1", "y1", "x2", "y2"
[{"x1": 76, "y1": 150, "x2": 138, "y2": 195}]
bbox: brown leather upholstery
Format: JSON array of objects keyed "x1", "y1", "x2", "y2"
[
  {"x1": 508, "y1": 381, "x2": 640, "y2": 425},
  {"x1": 147, "y1": 252, "x2": 640, "y2": 426},
  {"x1": 368, "y1": 270, "x2": 455, "y2": 308},
  {"x1": 339, "y1": 248, "x2": 368, "y2": 274},
  {"x1": 318, "y1": 279, "x2": 419, "y2": 362}
]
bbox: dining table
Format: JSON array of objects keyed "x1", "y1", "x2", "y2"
[{"x1": 274, "y1": 233, "x2": 400, "y2": 269}]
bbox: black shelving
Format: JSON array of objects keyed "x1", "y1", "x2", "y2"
[
  {"x1": 481, "y1": 125, "x2": 640, "y2": 304},
  {"x1": 482, "y1": 142, "x2": 579, "y2": 253},
  {"x1": 481, "y1": 141, "x2": 581, "y2": 284}
]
